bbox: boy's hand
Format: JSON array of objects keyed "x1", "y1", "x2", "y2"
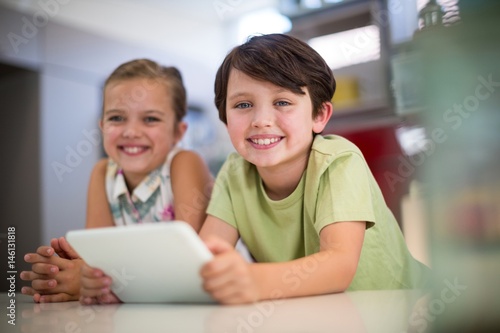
[
  {"x1": 201, "y1": 237, "x2": 260, "y2": 305},
  {"x1": 21, "y1": 241, "x2": 83, "y2": 302},
  {"x1": 79, "y1": 264, "x2": 120, "y2": 305}
]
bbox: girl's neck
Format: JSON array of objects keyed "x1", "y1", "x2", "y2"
[{"x1": 122, "y1": 171, "x2": 146, "y2": 193}]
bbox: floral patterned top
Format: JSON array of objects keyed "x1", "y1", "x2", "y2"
[{"x1": 105, "y1": 147, "x2": 181, "y2": 225}]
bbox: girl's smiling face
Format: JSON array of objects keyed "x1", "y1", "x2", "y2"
[
  {"x1": 101, "y1": 78, "x2": 185, "y2": 186},
  {"x1": 226, "y1": 69, "x2": 330, "y2": 175}
]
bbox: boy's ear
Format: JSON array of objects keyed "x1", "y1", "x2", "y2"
[{"x1": 312, "y1": 102, "x2": 333, "y2": 134}]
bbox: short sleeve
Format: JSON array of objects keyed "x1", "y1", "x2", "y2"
[
  {"x1": 314, "y1": 152, "x2": 376, "y2": 233},
  {"x1": 206, "y1": 155, "x2": 238, "y2": 228}
]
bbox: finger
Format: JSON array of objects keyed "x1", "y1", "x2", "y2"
[
  {"x1": 203, "y1": 269, "x2": 234, "y2": 292},
  {"x1": 36, "y1": 246, "x2": 55, "y2": 257},
  {"x1": 50, "y1": 238, "x2": 64, "y2": 257},
  {"x1": 57, "y1": 237, "x2": 80, "y2": 259},
  {"x1": 32, "y1": 263, "x2": 59, "y2": 276},
  {"x1": 39, "y1": 293, "x2": 77, "y2": 303},
  {"x1": 80, "y1": 284, "x2": 112, "y2": 298},
  {"x1": 202, "y1": 254, "x2": 240, "y2": 288},
  {"x1": 51, "y1": 256, "x2": 77, "y2": 271},
  {"x1": 21, "y1": 286, "x2": 37, "y2": 296},
  {"x1": 80, "y1": 296, "x2": 99, "y2": 305},
  {"x1": 31, "y1": 278, "x2": 58, "y2": 291},
  {"x1": 97, "y1": 292, "x2": 121, "y2": 304},
  {"x1": 201, "y1": 251, "x2": 240, "y2": 278},
  {"x1": 210, "y1": 284, "x2": 243, "y2": 303},
  {"x1": 80, "y1": 264, "x2": 105, "y2": 278},
  {"x1": 26, "y1": 253, "x2": 75, "y2": 271},
  {"x1": 20, "y1": 270, "x2": 53, "y2": 282},
  {"x1": 204, "y1": 237, "x2": 234, "y2": 256},
  {"x1": 202, "y1": 270, "x2": 246, "y2": 304},
  {"x1": 81, "y1": 274, "x2": 111, "y2": 292},
  {"x1": 80, "y1": 266, "x2": 112, "y2": 294},
  {"x1": 24, "y1": 252, "x2": 63, "y2": 271},
  {"x1": 22, "y1": 287, "x2": 55, "y2": 299},
  {"x1": 24, "y1": 253, "x2": 53, "y2": 265},
  {"x1": 20, "y1": 270, "x2": 38, "y2": 281},
  {"x1": 207, "y1": 275, "x2": 258, "y2": 305}
]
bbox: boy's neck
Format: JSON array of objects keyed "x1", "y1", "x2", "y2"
[{"x1": 257, "y1": 154, "x2": 309, "y2": 201}]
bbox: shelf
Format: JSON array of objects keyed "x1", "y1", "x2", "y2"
[
  {"x1": 332, "y1": 99, "x2": 389, "y2": 117},
  {"x1": 325, "y1": 100, "x2": 399, "y2": 134}
]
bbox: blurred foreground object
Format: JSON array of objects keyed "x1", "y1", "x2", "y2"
[
  {"x1": 418, "y1": 0, "x2": 444, "y2": 30},
  {"x1": 416, "y1": 0, "x2": 500, "y2": 332}
]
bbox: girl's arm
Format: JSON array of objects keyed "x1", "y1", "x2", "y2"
[
  {"x1": 200, "y1": 217, "x2": 366, "y2": 304},
  {"x1": 86, "y1": 158, "x2": 114, "y2": 228},
  {"x1": 170, "y1": 150, "x2": 213, "y2": 233}
]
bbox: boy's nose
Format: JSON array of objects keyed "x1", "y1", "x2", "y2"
[{"x1": 251, "y1": 108, "x2": 273, "y2": 128}]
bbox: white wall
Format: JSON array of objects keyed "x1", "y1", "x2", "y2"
[
  {"x1": 0, "y1": 2, "x2": 234, "y2": 243},
  {"x1": 0, "y1": 0, "x2": 288, "y2": 244}
]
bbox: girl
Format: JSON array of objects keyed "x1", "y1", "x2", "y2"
[{"x1": 21, "y1": 59, "x2": 213, "y2": 303}]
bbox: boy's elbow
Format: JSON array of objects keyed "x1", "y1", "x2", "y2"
[{"x1": 335, "y1": 261, "x2": 359, "y2": 292}]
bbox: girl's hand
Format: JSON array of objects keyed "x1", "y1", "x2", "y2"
[
  {"x1": 51, "y1": 236, "x2": 80, "y2": 260},
  {"x1": 21, "y1": 242, "x2": 83, "y2": 302},
  {"x1": 79, "y1": 264, "x2": 121, "y2": 305},
  {"x1": 201, "y1": 237, "x2": 260, "y2": 305}
]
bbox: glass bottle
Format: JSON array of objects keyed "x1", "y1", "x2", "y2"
[{"x1": 418, "y1": 0, "x2": 444, "y2": 30}]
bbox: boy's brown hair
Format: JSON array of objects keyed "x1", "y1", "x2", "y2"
[
  {"x1": 104, "y1": 58, "x2": 187, "y2": 123},
  {"x1": 214, "y1": 33, "x2": 336, "y2": 124}
]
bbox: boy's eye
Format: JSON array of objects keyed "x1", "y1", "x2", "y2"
[
  {"x1": 144, "y1": 116, "x2": 160, "y2": 123},
  {"x1": 275, "y1": 100, "x2": 290, "y2": 107},
  {"x1": 235, "y1": 102, "x2": 252, "y2": 109}
]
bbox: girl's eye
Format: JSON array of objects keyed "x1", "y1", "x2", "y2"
[
  {"x1": 235, "y1": 102, "x2": 252, "y2": 109},
  {"x1": 108, "y1": 115, "x2": 124, "y2": 122},
  {"x1": 275, "y1": 100, "x2": 290, "y2": 107}
]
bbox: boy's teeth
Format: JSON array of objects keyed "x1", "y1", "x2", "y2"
[{"x1": 252, "y1": 137, "x2": 279, "y2": 146}]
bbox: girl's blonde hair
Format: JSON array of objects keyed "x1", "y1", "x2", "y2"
[{"x1": 104, "y1": 58, "x2": 187, "y2": 123}]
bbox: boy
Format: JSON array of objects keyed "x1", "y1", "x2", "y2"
[{"x1": 197, "y1": 33, "x2": 430, "y2": 304}]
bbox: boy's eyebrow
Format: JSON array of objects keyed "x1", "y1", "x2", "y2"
[
  {"x1": 227, "y1": 88, "x2": 290, "y2": 100},
  {"x1": 227, "y1": 92, "x2": 248, "y2": 101}
]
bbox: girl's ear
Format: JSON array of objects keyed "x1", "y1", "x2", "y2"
[
  {"x1": 174, "y1": 121, "x2": 188, "y2": 145},
  {"x1": 312, "y1": 102, "x2": 333, "y2": 134}
]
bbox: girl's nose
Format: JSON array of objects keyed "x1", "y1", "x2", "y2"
[{"x1": 122, "y1": 122, "x2": 142, "y2": 138}]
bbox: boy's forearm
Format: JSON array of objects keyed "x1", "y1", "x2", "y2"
[{"x1": 251, "y1": 250, "x2": 357, "y2": 301}]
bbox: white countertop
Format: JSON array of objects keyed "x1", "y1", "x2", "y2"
[{"x1": 1, "y1": 289, "x2": 426, "y2": 333}]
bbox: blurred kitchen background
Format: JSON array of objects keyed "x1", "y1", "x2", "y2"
[{"x1": 1, "y1": 0, "x2": 499, "y2": 331}]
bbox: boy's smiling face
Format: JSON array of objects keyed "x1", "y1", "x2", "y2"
[{"x1": 226, "y1": 69, "x2": 330, "y2": 174}]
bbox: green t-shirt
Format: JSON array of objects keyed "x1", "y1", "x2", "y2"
[{"x1": 207, "y1": 135, "x2": 430, "y2": 290}]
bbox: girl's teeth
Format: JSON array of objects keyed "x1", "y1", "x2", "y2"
[{"x1": 124, "y1": 147, "x2": 142, "y2": 154}]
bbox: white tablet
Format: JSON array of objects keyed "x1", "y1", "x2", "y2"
[{"x1": 66, "y1": 221, "x2": 215, "y2": 303}]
